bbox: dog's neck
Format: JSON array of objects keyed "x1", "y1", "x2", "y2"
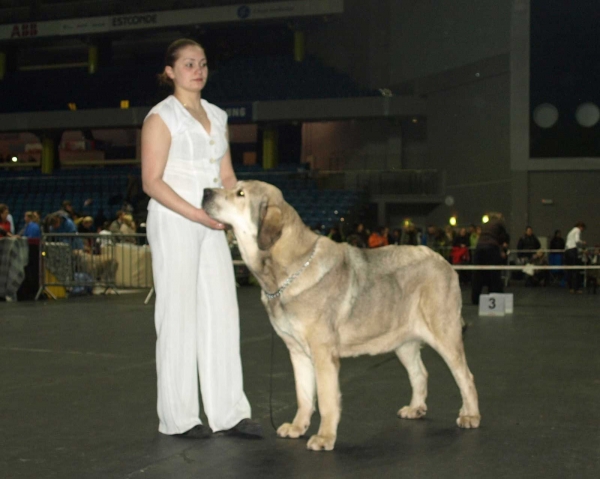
[{"x1": 242, "y1": 210, "x2": 320, "y2": 297}]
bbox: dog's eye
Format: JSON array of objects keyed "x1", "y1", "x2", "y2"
[{"x1": 237, "y1": 190, "x2": 245, "y2": 197}]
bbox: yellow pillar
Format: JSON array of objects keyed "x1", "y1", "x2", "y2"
[
  {"x1": 294, "y1": 30, "x2": 305, "y2": 62},
  {"x1": 88, "y1": 45, "x2": 98, "y2": 74},
  {"x1": 262, "y1": 128, "x2": 279, "y2": 170},
  {"x1": 41, "y1": 137, "x2": 55, "y2": 174}
]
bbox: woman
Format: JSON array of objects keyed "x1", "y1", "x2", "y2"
[
  {"x1": 20, "y1": 211, "x2": 42, "y2": 239},
  {"x1": 141, "y1": 39, "x2": 260, "y2": 439},
  {"x1": 0, "y1": 204, "x2": 12, "y2": 236}
]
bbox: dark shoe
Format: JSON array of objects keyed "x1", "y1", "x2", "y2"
[
  {"x1": 225, "y1": 419, "x2": 264, "y2": 439},
  {"x1": 174, "y1": 424, "x2": 213, "y2": 439}
]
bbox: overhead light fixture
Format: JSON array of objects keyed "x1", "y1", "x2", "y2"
[
  {"x1": 449, "y1": 216, "x2": 457, "y2": 226},
  {"x1": 11, "y1": 156, "x2": 18, "y2": 162},
  {"x1": 575, "y1": 102, "x2": 600, "y2": 127},
  {"x1": 482, "y1": 215, "x2": 490, "y2": 224},
  {"x1": 533, "y1": 103, "x2": 558, "y2": 128}
]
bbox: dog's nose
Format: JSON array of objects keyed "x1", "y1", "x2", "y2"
[{"x1": 203, "y1": 188, "x2": 214, "y2": 201}]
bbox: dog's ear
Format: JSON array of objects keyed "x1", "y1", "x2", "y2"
[{"x1": 257, "y1": 199, "x2": 283, "y2": 251}]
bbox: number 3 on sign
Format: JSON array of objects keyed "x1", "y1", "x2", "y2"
[{"x1": 479, "y1": 294, "x2": 506, "y2": 316}]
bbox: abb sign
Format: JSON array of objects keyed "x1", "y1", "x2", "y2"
[{"x1": 11, "y1": 23, "x2": 38, "y2": 38}]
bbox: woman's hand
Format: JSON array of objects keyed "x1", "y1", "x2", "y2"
[{"x1": 193, "y1": 208, "x2": 225, "y2": 230}]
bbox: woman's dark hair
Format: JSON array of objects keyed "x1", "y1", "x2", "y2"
[{"x1": 157, "y1": 38, "x2": 204, "y2": 88}]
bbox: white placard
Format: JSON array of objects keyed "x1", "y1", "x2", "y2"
[
  {"x1": 479, "y1": 293, "x2": 505, "y2": 316},
  {"x1": 503, "y1": 293, "x2": 513, "y2": 314}
]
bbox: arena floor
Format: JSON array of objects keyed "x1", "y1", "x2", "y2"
[{"x1": 1, "y1": 283, "x2": 599, "y2": 479}]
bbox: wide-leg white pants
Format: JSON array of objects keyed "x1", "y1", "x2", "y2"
[{"x1": 147, "y1": 207, "x2": 251, "y2": 435}]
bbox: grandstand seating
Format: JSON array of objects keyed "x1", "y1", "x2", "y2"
[
  {"x1": 0, "y1": 55, "x2": 377, "y2": 114},
  {"x1": 2, "y1": 166, "x2": 364, "y2": 234}
]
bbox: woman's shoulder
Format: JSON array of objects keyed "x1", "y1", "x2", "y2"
[{"x1": 145, "y1": 96, "x2": 186, "y2": 134}]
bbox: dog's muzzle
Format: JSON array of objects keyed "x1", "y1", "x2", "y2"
[{"x1": 202, "y1": 188, "x2": 216, "y2": 210}]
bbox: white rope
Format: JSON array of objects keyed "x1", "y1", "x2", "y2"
[{"x1": 452, "y1": 265, "x2": 600, "y2": 270}]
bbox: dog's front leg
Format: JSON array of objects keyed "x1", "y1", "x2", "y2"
[
  {"x1": 306, "y1": 350, "x2": 340, "y2": 451},
  {"x1": 277, "y1": 349, "x2": 316, "y2": 439}
]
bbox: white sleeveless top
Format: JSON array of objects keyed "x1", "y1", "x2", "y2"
[{"x1": 145, "y1": 95, "x2": 229, "y2": 213}]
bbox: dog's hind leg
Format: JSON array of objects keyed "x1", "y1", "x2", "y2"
[
  {"x1": 277, "y1": 349, "x2": 316, "y2": 439},
  {"x1": 426, "y1": 332, "x2": 480, "y2": 429},
  {"x1": 395, "y1": 341, "x2": 428, "y2": 419}
]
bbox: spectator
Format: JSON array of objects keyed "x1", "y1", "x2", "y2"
[
  {"x1": 516, "y1": 226, "x2": 541, "y2": 262},
  {"x1": 61, "y1": 200, "x2": 78, "y2": 220},
  {"x1": 471, "y1": 213, "x2": 510, "y2": 305},
  {"x1": 421, "y1": 225, "x2": 439, "y2": 249},
  {"x1": 120, "y1": 214, "x2": 137, "y2": 244},
  {"x1": 78, "y1": 216, "x2": 96, "y2": 252},
  {"x1": 527, "y1": 250, "x2": 549, "y2": 287},
  {"x1": 390, "y1": 228, "x2": 402, "y2": 245},
  {"x1": 583, "y1": 245, "x2": 599, "y2": 294},
  {"x1": 327, "y1": 225, "x2": 343, "y2": 243},
  {"x1": 451, "y1": 227, "x2": 471, "y2": 284},
  {"x1": 19, "y1": 211, "x2": 41, "y2": 240},
  {"x1": 368, "y1": 226, "x2": 389, "y2": 248},
  {"x1": 549, "y1": 230, "x2": 565, "y2": 250},
  {"x1": 95, "y1": 221, "x2": 113, "y2": 253},
  {"x1": 346, "y1": 222, "x2": 368, "y2": 248},
  {"x1": 0, "y1": 204, "x2": 13, "y2": 236},
  {"x1": 453, "y1": 227, "x2": 470, "y2": 249},
  {"x1": 109, "y1": 210, "x2": 126, "y2": 239},
  {"x1": 401, "y1": 222, "x2": 419, "y2": 245},
  {"x1": 564, "y1": 221, "x2": 586, "y2": 294},
  {"x1": 469, "y1": 224, "x2": 480, "y2": 250},
  {"x1": 46, "y1": 211, "x2": 84, "y2": 250}
]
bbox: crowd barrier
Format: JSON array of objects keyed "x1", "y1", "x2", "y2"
[
  {"x1": 31, "y1": 236, "x2": 599, "y2": 301},
  {"x1": 35, "y1": 233, "x2": 153, "y2": 300}
]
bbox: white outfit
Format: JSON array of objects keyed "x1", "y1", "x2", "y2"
[
  {"x1": 565, "y1": 227, "x2": 581, "y2": 250},
  {"x1": 145, "y1": 95, "x2": 251, "y2": 434}
]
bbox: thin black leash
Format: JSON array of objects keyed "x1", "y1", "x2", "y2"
[{"x1": 268, "y1": 328, "x2": 278, "y2": 432}]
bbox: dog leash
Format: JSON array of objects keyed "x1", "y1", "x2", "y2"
[{"x1": 269, "y1": 328, "x2": 278, "y2": 432}]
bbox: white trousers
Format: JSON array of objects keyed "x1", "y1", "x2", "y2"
[{"x1": 147, "y1": 207, "x2": 251, "y2": 435}]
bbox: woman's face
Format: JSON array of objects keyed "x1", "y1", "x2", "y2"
[
  {"x1": 166, "y1": 45, "x2": 208, "y2": 93},
  {"x1": 1, "y1": 208, "x2": 8, "y2": 221}
]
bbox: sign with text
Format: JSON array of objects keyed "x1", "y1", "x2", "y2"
[
  {"x1": 0, "y1": 0, "x2": 343, "y2": 40},
  {"x1": 221, "y1": 103, "x2": 254, "y2": 123}
]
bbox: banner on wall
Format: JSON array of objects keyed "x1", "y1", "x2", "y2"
[
  {"x1": 221, "y1": 103, "x2": 254, "y2": 123},
  {"x1": 0, "y1": 0, "x2": 343, "y2": 40}
]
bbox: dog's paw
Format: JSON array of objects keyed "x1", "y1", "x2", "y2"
[
  {"x1": 397, "y1": 405, "x2": 427, "y2": 419},
  {"x1": 277, "y1": 422, "x2": 307, "y2": 439},
  {"x1": 456, "y1": 414, "x2": 481, "y2": 429},
  {"x1": 306, "y1": 434, "x2": 336, "y2": 451}
]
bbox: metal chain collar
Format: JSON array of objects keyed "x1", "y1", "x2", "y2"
[{"x1": 263, "y1": 239, "x2": 320, "y2": 300}]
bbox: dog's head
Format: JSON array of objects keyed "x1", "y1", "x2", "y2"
[{"x1": 202, "y1": 180, "x2": 284, "y2": 251}]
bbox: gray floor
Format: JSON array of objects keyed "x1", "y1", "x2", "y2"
[{"x1": 1, "y1": 283, "x2": 599, "y2": 479}]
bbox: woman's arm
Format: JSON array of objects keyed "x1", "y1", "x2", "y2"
[
  {"x1": 141, "y1": 114, "x2": 224, "y2": 229},
  {"x1": 220, "y1": 127, "x2": 237, "y2": 189}
]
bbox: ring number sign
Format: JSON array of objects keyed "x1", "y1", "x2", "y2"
[{"x1": 479, "y1": 293, "x2": 506, "y2": 316}]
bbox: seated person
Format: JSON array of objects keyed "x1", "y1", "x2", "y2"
[
  {"x1": 120, "y1": 214, "x2": 137, "y2": 244},
  {"x1": 46, "y1": 211, "x2": 84, "y2": 250},
  {"x1": 517, "y1": 226, "x2": 541, "y2": 263}
]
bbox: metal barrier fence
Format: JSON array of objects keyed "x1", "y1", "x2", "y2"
[
  {"x1": 35, "y1": 233, "x2": 153, "y2": 300},
  {"x1": 33, "y1": 236, "x2": 600, "y2": 301}
]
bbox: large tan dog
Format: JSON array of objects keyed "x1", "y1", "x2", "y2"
[{"x1": 202, "y1": 180, "x2": 480, "y2": 451}]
